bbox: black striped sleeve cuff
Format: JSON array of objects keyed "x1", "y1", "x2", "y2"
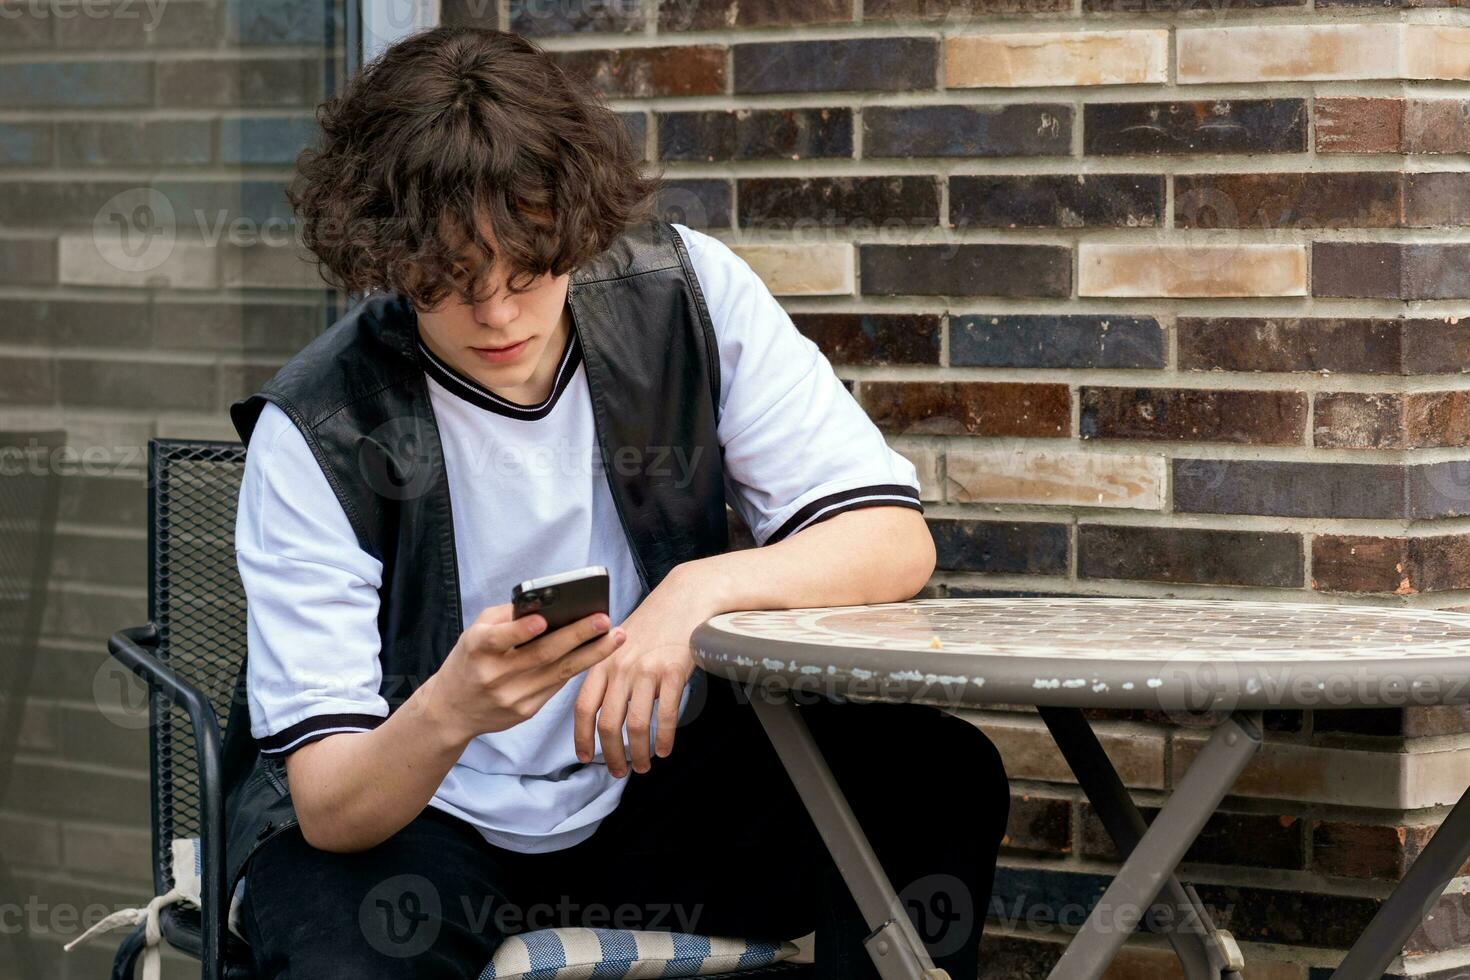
[
  {"x1": 765, "y1": 484, "x2": 924, "y2": 545},
  {"x1": 257, "y1": 712, "x2": 387, "y2": 758}
]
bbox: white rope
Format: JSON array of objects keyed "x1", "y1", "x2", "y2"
[{"x1": 64, "y1": 886, "x2": 192, "y2": 980}]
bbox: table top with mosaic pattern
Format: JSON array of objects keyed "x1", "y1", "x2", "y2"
[{"x1": 690, "y1": 598, "x2": 1470, "y2": 712}]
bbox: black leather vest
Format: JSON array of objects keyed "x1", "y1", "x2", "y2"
[{"x1": 222, "y1": 219, "x2": 730, "y2": 890}]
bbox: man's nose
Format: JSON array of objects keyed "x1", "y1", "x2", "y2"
[{"x1": 472, "y1": 291, "x2": 518, "y2": 328}]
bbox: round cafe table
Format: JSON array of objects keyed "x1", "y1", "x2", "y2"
[{"x1": 690, "y1": 597, "x2": 1470, "y2": 980}]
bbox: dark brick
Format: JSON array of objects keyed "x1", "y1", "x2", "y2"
[
  {"x1": 1406, "y1": 172, "x2": 1470, "y2": 226},
  {"x1": 2, "y1": 298, "x2": 152, "y2": 347},
  {"x1": 0, "y1": 122, "x2": 52, "y2": 166},
  {"x1": 0, "y1": 179, "x2": 140, "y2": 228},
  {"x1": 0, "y1": 3, "x2": 51, "y2": 50},
  {"x1": 1002, "y1": 796, "x2": 1072, "y2": 856},
  {"x1": 1312, "y1": 392, "x2": 1405, "y2": 449},
  {"x1": 157, "y1": 58, "x2": 320, "y2": 107},
  {"x1": 1315, "y1": 97, "x2": 1404, "y2": 154},
  {"x1": 226, "y1": 0, "x2": 333, "y2": 45},
  {"x1": 1173, "y1": 460, "x2": 1405, "y2": 519},
  {"x1": 1311, "y1": 821, "x2": 1468, "y2": 882},
  {"x1": 860, "y1": 245, "x2": 1070, "y2": 298},
  {"x1": 653, "y1": 179, "x2": 731, "y2": 228},
  {"x1": 1080, "y1": 388, "x2": 1307, "y2": 445},
  {"x1": 863, "y1": 104, "x2": 1071, "y2": 158},
  {"x1": 658, "y1": 0, "x2": 851, "y2": 30},
  {"x1": 952, "y1": 314, "x2": 1164, "y2": 369},
  {"x1": 1080, "y1": 804, "x2": 1305, "y2": 870},
  {"x1": 1190, "y1": 882, "x2": 1377, "y2": 950},
  {"x1": 1410, "y1": 461, "x2": 1470, "y2": 519},
  {"x1": 1403, "y1": 317, "x2": 1470, "y2": 375},
  {"x1": 0, "y1": 61, "x2": 153, "y2": 107},
  {"x1": 1084, "y1": 99, "x2": 1307, "y2": 156},
  {"x1": 658, "y1": 108, "x2": 851, "y2": 162},
  {"x1": 1177, "y1": 316, "x2": 1404, "y2": 374},
  {"x1": 54, "y1": 0, "x2": 217, "y2": 48},
  {"x1": 1313, "y1": 242, "x2": 1403, "y2": 299},
  {"x1": 734, "y1": 38, "x2": 937, "y2": 94},
  {"x1": 1404, "y1": 244, "x2": 1470, "y2": 299},
  {"x1": 860, "y1": 381, "x2": 1070, "y2": 437},
  {"x1": 1312, "y1": 534, "x2": 1470, "y2": 594},
  {"x1": 0, "y1": 355, "x2": 55, "y2": 405},
  {"x1": 1316, "y1": 706, "x2": 1470, "y2": 738},
  {"x1": 951, "y1": 174, "x2": 1163, "y2": 229},
  {"x1": 622, "y1": 112, "x2": 648, "y2": 159},
  {"x1": 56, "y1": 120, "x2": 213, "y2": 167},
  {"x1": 557, "y1": 46, "x2": 726, "y2": 98},
  {"x1": 1174, "y1": 172, "x2": 1404, "y2": 229},
  {"x1": 441, "y1": 0, "x2": 499, "y2": 26},
  {"x1": 1085, "y1": 0, "x2": 1302, "y2": 8},
  {"x1": 151, "y1": 300, "x2": 323, "y2": 355},
  {"x1": 58, "y1": 473, "x2": 147, "y2": 528},
  {"x1": 0, "y1": 238, "x2": 57, "y2": 286},
  {"x1": 57, "y1": 359, "x2": 216, "y2": 412},
  {"x1": 1404, "y1": 99, "x2": 1470, "y2": 154},
  {"x1": 790, "y1": 314, "x2": 940, "y2": 366},
  {"x1": 511, "y1": 0, "x2": 645, "y2": 34},
  {"x1": 739, "y1": 177, "x2": 938, "y2": 230},
  {"x1": 152, "y1": 178, "x2": 295, "y2": 227},
  {"x1": 1078, "y1": 524, "x2": 1303, "y2": 588},
  {"x1": 220, "y1": 116, "x2": 318, "y2": 165},
  {"x1": 866, "y1": 0, "x2": 1069, "y2": 16},
  {"x1": 929, "y1": 519, "x2": 1069, "y2": 576}
]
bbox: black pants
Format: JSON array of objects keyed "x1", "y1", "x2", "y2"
[{"x1": 240, "y1": 674, "x2": 1010, "y2": 980}]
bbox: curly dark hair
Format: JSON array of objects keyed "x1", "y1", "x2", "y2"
[{"x1": 287, "y1": 27, "x2": 659, "y2": 310}]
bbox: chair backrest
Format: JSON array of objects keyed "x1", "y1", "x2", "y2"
[
  {"x1": 0, "y1": 430, "x2": 65, "y2": 805},
  {"x1": 146, "y1": 439, "x2": 249, "y2": 893}
]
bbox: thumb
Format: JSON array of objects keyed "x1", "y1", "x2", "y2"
[{"x1": 473, "y1": 602, "x2": 517, "y2": 628}]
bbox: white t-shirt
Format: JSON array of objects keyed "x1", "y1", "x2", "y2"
[{"x1": 234, "y1": 224, "x2": 922, "y2": 853}]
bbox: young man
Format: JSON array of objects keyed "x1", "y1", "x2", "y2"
[{"x1": 226, "y1": 26, "x2": 1010, "y2": 980}]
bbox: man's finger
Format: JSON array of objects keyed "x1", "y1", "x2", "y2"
[
  {"x1": 597, "y1": 679, "x2": 631, "y2": 778},
  {"x1": 471, "y1": 602, "x2": 517, "y2": 628},
  {"x1": 573, "y1": 664, "x2": 609, "y2": 764},
  {"x1": 654, "y1": 670, "x2": 682, "y2": 759},
  {"x1": 512, "y1": 612, "x2": 611, "y2": 669},
  {"x1": 625, "y1": 675, "x2": 658, "y2": 774}
]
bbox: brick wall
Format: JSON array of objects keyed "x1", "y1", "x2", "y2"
[
  {"x1": 0, "y1": 2, "x2": 342, "y2": 977},
  {"x1": 441, "y1": 0, "x2": 1470, "y2": 976}
]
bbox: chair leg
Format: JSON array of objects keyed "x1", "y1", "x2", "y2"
[{"x1": 110, "y1": 922, "x2": 147, "y2": 980}]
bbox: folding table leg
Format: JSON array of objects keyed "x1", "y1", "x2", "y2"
[
  {"x1": 1038, "y1": 706, "x2": 1244, "y2": 980},
  {"x1": 1046, "y1": 711, "x2": 1264, "y2": 980},
  {"x1": 748, "y1": 695, "x2": 947, "y2": 980},
  {"x1": 1331, "y1": 782, "x2": 1470, "y2": 980}
]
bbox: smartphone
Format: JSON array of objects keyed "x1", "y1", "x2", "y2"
[{"x1": 511, "y1": 565, "x2": 610, "y2": 634}]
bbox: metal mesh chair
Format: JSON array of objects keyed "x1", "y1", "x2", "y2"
[
  {"x1": 107, "y1": 438, "x2": 815, "y2": 980},
  {"x1": 0, "y1": 429, "x2": 65, "y2": 980}
]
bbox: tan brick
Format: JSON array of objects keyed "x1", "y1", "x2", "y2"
[
  {"x1": 1179, "y1": 25, "x2": 1399, "y2": 83},
  {"x1": 895, "y1": 443, "x2": 942, "y2": 502},
  {"x1": 730, "y1": 243, "x2": 854, "y2": 296},
  {"x1": 959, "y1": 711, "x2": 1165, "y2": 790},
  {"x1": 945, "y1": 30, "x2": 1168, "y2": 89},
  {"x1": 1078, "y1": 244, "x2": 1307, "y2": 298},
  {"x1": 1403, "y1": 26, "x2": 1470, "y2": 81},
  {"x1": 58, "y1": 235, "x2": 217, "y2": 290},
  {"x1": 220, "y1": 242, "x2": 322, "y2": 290},
  {"x1": 946, "y1": 448, "x2": 1165, "y2": 510}
]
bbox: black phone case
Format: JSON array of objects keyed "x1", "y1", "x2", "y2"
[{"x1": 512, "y1": 572, "x2": 610, "y2": 633}]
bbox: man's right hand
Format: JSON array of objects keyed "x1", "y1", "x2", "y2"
[{"x1": 422, "y1": 602, "x2": 625, "y2": 744}]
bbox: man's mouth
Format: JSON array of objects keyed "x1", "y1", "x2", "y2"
[{"x1": 470, "y1": 338, "x2": 530, "y2": 363}]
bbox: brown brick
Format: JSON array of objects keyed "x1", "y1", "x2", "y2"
[
  {"x1": 1407, "y1": 172, "x2": 1470, "y2": 227},
  {"x1": 1080, "y1": 804, "x2": 1306, "y2": 870},
  {"x1": 1174, "y1": 460, "x2": 1405, "y2": 519},
  {"x1": 657, "y1": 108, "x2": 852, "y2": 162},
  {"x1": 1404, "y1": 98, "x2": 1470, "y2": 153},
  {"x1": 1178, "y1": 317, "x2": 1404, "y2": 374},
  {"x1": 1080, "y1": 387, "x2": 1307, "y2": 445},
  {"x1": 1316, "y1": 242, "x2": 1470, "y2": 300},
  {"x1": 1404, "y1": 316, "x2": 1470, "y2": 374},
  {"x1": 658, "y1": 0, "x2": 852, "y2": 30},
  {"x1": 156, "y1": 57, "x2": 320, "y2": 107},
  {"x1": 1310, "y1": 821, "x2": 1470, "y2": 881},
  {"x1": 860, "y1": 244, "x2": 1070, "y2": 298},
  {"x1": 1085, "y1": 0, "x2": 1302, "y2": 8},
  {"x1": 863, "y1": 104, "x2": 1072, "y2": 158},
  {"x1": 0, "y1": 355, "x2": 56, "y2": 405},
  {"x1": 739, "y1": 177, "x2": 939, "y2": 230},
  {"x1": 1002, "y1": 795, "x2": 1073, "y2": 857},
  {"x1": 1084, "y1": 99, "x2": 1308, "y2": 155},
  {"x1": 860, "y1": 381, "x2": 1070, "y2": 437},
  {"x1": 556, "y1": 46, "x2": 726, "y2": 98},
  {"x1": 1316, "y1": 706, "x2": 1470, "y2": 738},
  {"x1": 1316, "y1": 97, "x2": 1405, "y2": 153},
  {"x1": 1174, "y1": 172, "x2": 1404, "y2": 229},
  {"x1": 950, "y1": 174, "x2": 1163, "y2": 229},
  {"x1": 790, "y1": 314, "x2": 940, "y2": 366},
  {"x1": 866, "y1": 0, "x2": 1069, "y2": 16},
  {"x1": 57, "y1": 358, "x2": 216, "y2": 412},
  {"x1": 0, "y1": 237, "x2": 57, "y2": 285},
  {"x1": 1078, "y1": 524, "x2": 1304, "y2": 588},
  {"x1": 1318, "y1": 390, "x2": 1470, "y2": 449},
  {"x1": 1311, "y1": 534, "x2": 1470, "y2": 594},
  {"x1": 511, "y1": 0, "x2": 645, "y2": 34}
]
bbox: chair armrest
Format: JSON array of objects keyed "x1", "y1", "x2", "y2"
[{"x1": 108, "y1": 624, "x2": 226, "y2": 980}]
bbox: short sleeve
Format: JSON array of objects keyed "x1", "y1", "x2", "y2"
[
  {"x1": 673, "y1": 224, "x2": 923, "y2": 546},
  {"x1": 235, "y1": 401, "x2": 389, "y2": 757}
]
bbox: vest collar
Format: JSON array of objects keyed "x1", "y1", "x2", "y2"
[{"x1": 415, "y1": 327, "x2": 583, "y2": 421}]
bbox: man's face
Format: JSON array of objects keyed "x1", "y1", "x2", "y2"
[{"x1": 413, "y1": 217, "x2": 572, "y2": 395}]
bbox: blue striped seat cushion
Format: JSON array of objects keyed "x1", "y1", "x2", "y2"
[{"x1": 480, "y1": 928, "x2": 800, "y2": 979}]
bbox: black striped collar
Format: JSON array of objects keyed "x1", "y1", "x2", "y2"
[{"x1": 416, "y1": 329, "x2": 582, "y2": 421}]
